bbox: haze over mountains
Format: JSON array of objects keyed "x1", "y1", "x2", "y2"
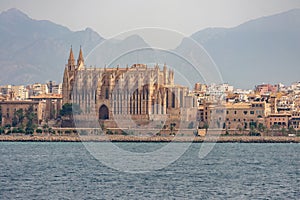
[
  {"x1": 189, "y1": 9, "x2": 300, "y2": 89},
  {"x1": 0, "y1": 8, "x2": 299, "y2": 89},
  {"x1": 0, "y1": 8, "x2": 104, "y2": 85}
]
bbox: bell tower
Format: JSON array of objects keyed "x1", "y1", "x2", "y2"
[
  {"x1": 68, "y1": 46, "x2": 75, "y2": 71},
  {"x1": 62, "y1": 46, "x2": 77, "y2": 104},
  {"x1": 77, "y1": 46, "x2": 85, "y2": 70}
]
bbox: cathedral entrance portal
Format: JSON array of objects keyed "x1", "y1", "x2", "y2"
[{"x1": 99, "y1": 105, "x2": 109, "y2": 120}]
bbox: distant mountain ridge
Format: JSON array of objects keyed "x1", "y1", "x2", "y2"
[
  {"x1": 0, "y1": 8, "x2": 104, "y2": 85},
  {"x1": 188, "y1": 9, "x2": 300, "y2": 88},
  {"x1": 0, "y1": 8, "x2": 299, "y2": 89}
]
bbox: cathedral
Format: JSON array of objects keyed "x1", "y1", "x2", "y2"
[{"x1": 62, "y1": 47, "x2": 197, "y2": 130}]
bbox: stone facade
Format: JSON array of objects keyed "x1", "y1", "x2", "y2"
[
  {"x1": 0, "y1": 101, "x2": 41, "y2": 126},
  {"x1": 266, "y1": 113, "x2": 291, "y2": 129},
  {"x1": 29, "y1": 94, "x2": 62, "y2": 123},
  {"x1": 199, "y1": 101, "x2": 270, "y2": 131},
  {"x1": 62, "y1": 48, "x2": 197, "y2": 129}
]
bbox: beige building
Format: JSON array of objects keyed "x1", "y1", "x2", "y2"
[
  {"x1": 29, "y1": 94, "x2": 62, "y2": 123},
  {"x1": 62, "y1": 47, "x2": 197, "y2": 129},
  {"x1": 0, "y1": 100, "x2": 41, "y2": 127},
  {"x1": 290, "y1": 111, "x2": 300, "y2": 130},
  {"x1": 266, "y1": 113, "x2": 291, "y2": 129},
  {"x1": 199, "y1": 101, "x2": 270, "y2": 131},
  {"x1": 11, "y1": 85, "x2": 29, "y2": 100}
]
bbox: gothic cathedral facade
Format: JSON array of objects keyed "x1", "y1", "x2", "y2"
[{"x1": 62, "y1": 47, "x2": 197, "y2": 128}]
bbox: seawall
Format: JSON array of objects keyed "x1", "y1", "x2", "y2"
[{"x1": 0, "y1": 135, "x2": 299, "y2": 143}]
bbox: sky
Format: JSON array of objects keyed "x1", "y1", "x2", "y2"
[
  {"x1": 0, "y1": 0, "x2": 299, "y2": 87},
  {"x1": 1, "y1": 0, "x2": 300, "y2": 39}
]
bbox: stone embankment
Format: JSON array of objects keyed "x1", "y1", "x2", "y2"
[{"x1": 0, "y1": 135, "x2": 299, "y2": 143}]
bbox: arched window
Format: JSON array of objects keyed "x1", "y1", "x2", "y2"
[{"x1": 99, "y1": 105, "x2": 109, "y2": 120}]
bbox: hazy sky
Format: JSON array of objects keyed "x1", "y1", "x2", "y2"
[{"x1": 1, "y1": 0, "x2": 300, "y2": 39}]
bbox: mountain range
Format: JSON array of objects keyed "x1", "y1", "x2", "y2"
[
  {"x1": 0, "y1": 8, "x2": 299, "y2": 89},
  {"x1": 0, "y1": 8, "x2": 104, "y2": 85}
]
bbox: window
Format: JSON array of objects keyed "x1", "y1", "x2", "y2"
[
  {"x1": 172, "y1": 92, "x2": 175, "y2": 108},
  {"x1": 250, "y1": 111, "x2": 254, "y2": 115},
  {"x1": 234, "y1": 111, "x2": 237, "y2": 114},
  {"x1": 105, "y1": 88, "x2": 109, "y2": 99}
]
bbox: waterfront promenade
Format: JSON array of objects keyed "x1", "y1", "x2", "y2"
[{"x1": 0, "y1": 135, "x2": 299, "y2": 143}]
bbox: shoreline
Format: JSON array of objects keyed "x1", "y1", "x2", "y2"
[{"x1": 0, "y1": 135, "x2": 299, "y2": 143}]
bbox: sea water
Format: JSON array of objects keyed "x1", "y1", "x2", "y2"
[{"x1": 0, "y1": 142, "x2": 299, "y2": 199}]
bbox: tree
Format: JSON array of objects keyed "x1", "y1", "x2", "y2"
[
  {"x1": 288, "y1": 127, "x2": 296, "y2": 135},
  {"x1": 188, "y1": 121, "x2": 194, "y2": 129},
  {"x1": 25, "y1": 127, "x2": 34, "y2": 135},
  {"x1": 280, "y1": 127, "x2": 287, "y2": 136},
  {"x1": 0, "y1": 127, "x2": 4, "y2": 134},
  {"x1": 203, "y1": 122, "x2": 209, "y2": 134},
  {"x1": 60, "y1": 103, "x2": 81, "y2": 117},
  {"x1": 43, "y1": 124, "x2": 49, "y2": 133},
  {"x1": 249, "y1": 121, "x2": 257, "y2": 129},
  {"x1": 271, "y1": 124, "x2": 280, "y2": 130},
  {"x1": 12, "y1": 116, "x2": 18, "y2": 127},
  {"x1": 15, "y1": 109, "x2": 25, "y2": 125},
  {"x1": 249, "y1": 125, "x2": 256, "y2": 135},
  {"x1": 12, "y1": 109, "x2": 25, "y2": 127},
  {"x1": 36, "y1": 129, "x2": 43, "y2": 134},
  {"x1": 257, "y1": 123, "x2": 266, "y2": 132},
  {"x1": 5, "y1": 124, "x2": 11, "y2": 134},
  {"x1": 271, "y1": 124, "x2": 280, "y2": 136},
  {"x1": 25, "y1": 105, "x2": 37, "y2": 131}
]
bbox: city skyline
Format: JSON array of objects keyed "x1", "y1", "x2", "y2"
[{"x1": 0, "y1": 2, "x2": 299, "y2": 198}]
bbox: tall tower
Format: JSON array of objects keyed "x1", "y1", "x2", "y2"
[
  {"x1": 68, "y1": 46, "x2": 75, "y2": 70},
  {"x1": 62, "y1": 46, "x2": 77, "y2": 104},
  {"x1": 77, "y1": 46, "x2": 85, "y2": 70}
]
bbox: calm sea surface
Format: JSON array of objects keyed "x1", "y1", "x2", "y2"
[{"x1": 0, "y1": 142, "x2": 299, "y2": 199}]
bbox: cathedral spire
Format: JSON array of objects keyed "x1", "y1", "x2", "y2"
[
  {"x1": 77, "y1": 45, "x2": 84, "y2": 66},
  {"x1": 68, "y1": 46, "x2": 75, "y2": 66}
]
